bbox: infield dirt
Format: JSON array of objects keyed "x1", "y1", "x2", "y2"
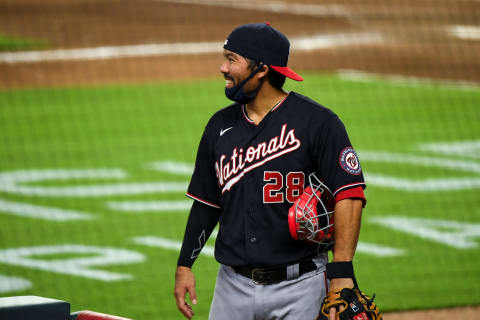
[{"x1": 1, "y1": 0, "x2": 479, "y2": 89}]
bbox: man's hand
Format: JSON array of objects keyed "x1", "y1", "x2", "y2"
[
  {"x1": 327, "y1": 278, "x2": 355, "y2": 320},
  {"x1": 174, "y1": 266, "x2": 197, "y2": 319}
]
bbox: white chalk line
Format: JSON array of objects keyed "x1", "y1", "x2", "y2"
[
  {"x1": 0, "y1": 275, "x2": 32, "y2": 294},
  {"x1": 148, "y1": 161, "x2": 194, "y2": 175},
  {"x1": 370, "y1": 216, "x2": 480, "y2": 249},
  {"x1": 0, "y1": 245, "x2": 145, "y2": 282},
  {"x1": 359, "y1": 148, "x2": 480, "y2": 192},
  {"x1": 132, "y1": 236, "x2": 215, "y2": 257},
  {"x1": 0, "y1": 168, "x2": 188, "y2": 197},
  {"x1": 449, "y1": 25, "x2": 480, "y2": 40},
  {"x1": 0, "y1": 33, "x2": 383, "y2": 64},
  {"x1": 338, "y1": 69, "x2": 480, "y2": 90},
  {"x1": 132, "y1": 235, "x2": 404, "y2": 257},
  {"x1": 358, "y1": 151, "x2": 480, "y2": 174},
  {"x1": 107, "y1": 200, "x2": 192, "y2": 212},
  {"x1": 292, "y1": 33, "x2": 383, "y2": 51},
  {"x1": 160, "y1": 0, "x2": 350, "y2": 17},
  {"x1": 0, "y1": 198, "x2": 92, "y2": 221},
  {"x1": 212, "y1": 229, "x2": 403, "y2": 256},
  {"x1": 418, "y1": 141, "x2": 480, "y2": 160},
  {"x1": 364, "y1": 174, "x2": 480, "y2": 192},
  {"x1": 355, "y1": 242, "x2": 406, "y2": 257}
]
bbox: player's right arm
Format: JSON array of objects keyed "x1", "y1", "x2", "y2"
[
  {"x1": 175, "y1": 117, "x2": 222, "y2": 318},
  {"x1": 174, "y1": 200, "x2": 221, "y2": 319}
]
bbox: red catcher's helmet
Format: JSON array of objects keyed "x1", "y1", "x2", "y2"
[{"x1": 288, "y1": 173, "x2": 335, "y2": 246}]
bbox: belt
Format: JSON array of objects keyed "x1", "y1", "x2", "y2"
[{"x1": 231, "y1": 260, "x2": 317, "y2": 285}]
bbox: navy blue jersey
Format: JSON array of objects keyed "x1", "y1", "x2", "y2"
[{"x1": 186, "y1": 91, "x2": 365, "y2": 267}]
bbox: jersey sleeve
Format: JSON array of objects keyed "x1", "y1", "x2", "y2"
[
  {"x1": 312, "y1": 114, "x2": 366, "y2": 198},
  {"x1": 186, "y1": 125, "x2": 221, "y2": 209}
]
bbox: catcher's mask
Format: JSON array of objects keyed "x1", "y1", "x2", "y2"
[{"x1": 288, "y1": 173, "x2": 335, "y2": 245}]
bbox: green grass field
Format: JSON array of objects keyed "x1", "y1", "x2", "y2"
[
  {"x1": 0, "y1": 74, "x2": 479, "y2": 319},
  {"x1": 0, "y1": 35, "x2": 49, "y2": 51}
]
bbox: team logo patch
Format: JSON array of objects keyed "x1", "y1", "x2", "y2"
[
  {"x1": 339, "y1": 147, "x2": 362, "y2": 175},
  {"x1": 350, "y1": 301, "x2": 360, "y2": 312}
]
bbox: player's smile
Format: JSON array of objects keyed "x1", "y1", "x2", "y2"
[
  {"x1": 224, "y1": 75, "x2": 235, "y2": 88},
  {"x1": 223, "y1": 71, "x2": 243, "y2": 89}
]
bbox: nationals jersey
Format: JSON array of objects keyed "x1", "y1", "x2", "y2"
[{"x1": 186, "y1": 91, "x2": 365, "y2": 267}]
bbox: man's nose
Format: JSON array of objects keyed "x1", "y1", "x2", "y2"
[{"x1": 220, "y1": 61, "x2": 228, "y2": 74}]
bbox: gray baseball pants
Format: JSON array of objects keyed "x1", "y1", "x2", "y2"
[{"x1": 208, "y1": 255, "x2": 328, "y2": 320}]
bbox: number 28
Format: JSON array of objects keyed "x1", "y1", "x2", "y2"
[{"x1": 263, "y1": 171, "x2": 305, "y2": 203}]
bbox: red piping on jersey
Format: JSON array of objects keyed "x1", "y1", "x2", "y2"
[
  {"x1": 241, "y1": 94, "x2": 289, "y2": 124},
  {"x1": 242, "y1": 105, "x2": 255, "y2": 124},
  {"x1": 335, "y1": 186, "x2": 366, "y2": 207},
  {"x1": 333, "y1": 182, "x2": 365, "y2": 196},
  {"x1": 185, "y1": 193, "x2": 221, "y2": 209},
  {"x1": 271, "y1": 94, "x2": 288, "y2": 112}
]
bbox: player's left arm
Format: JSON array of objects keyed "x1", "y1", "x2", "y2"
[
  {"x1": 327, "y1": 198, "x2": 363, "y2": 320},
  {"x1": 330, "y1": 198, "x2": 363, "y2": 287}
]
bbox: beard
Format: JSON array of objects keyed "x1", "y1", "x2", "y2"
[{"x1": 224, "y1": 64, "x2": 264, "y2": 104}]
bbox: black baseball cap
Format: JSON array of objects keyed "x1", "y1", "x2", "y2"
[{"x1": 223, "y1": 23, "x2": 303, "y2": 81}]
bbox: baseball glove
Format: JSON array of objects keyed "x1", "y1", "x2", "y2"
[{"x1": 317, "y1": 287, "x2": 382, "y2": 320}]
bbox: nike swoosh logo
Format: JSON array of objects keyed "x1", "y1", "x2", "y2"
[{"x1": 220, "y1": 127, "x2": 233, "y2": 136}]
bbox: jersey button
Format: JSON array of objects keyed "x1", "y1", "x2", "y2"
[
  {"x1": 248, "y1": 207, "x2": 255, "y2": 214},
  {"x1": 250, "y1": 237, "x2": 256, "y2": 242}
]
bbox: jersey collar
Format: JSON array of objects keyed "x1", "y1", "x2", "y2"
[{"x1": 242, "y1": 92, "x2": 290, "y2": 125}]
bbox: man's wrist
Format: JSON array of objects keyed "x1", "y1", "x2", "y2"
[
  {"x1": 326, "y1": 261, "x2": 354, "y2": 279},
  {"x1": 176, "y1": 265, "x2": 191, "y2": 270},
  {"x1": 176, "y1": 265, "x2": 193, "y2": 272},
  {"x1": 326, "y1": 261, "x2": 359, "y2": 288}
]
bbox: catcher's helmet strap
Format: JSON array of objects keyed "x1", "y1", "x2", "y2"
[{"x1": 326, "y1": 261, "x2": 358, "y2": 287}]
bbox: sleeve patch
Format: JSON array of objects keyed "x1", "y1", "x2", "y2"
[{"x1": 339, "y1": 147, "x2": 362, "y2": 175}]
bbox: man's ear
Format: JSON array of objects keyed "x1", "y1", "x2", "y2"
[{"x1": 257, "y1": 64, "x2": 269, "y2": 80}]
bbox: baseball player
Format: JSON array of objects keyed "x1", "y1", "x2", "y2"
[{"x1": 174, "y1": 23, "x2": 371, "y2": 320}]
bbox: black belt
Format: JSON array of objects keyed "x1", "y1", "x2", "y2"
[{"x1": 231, "y1": 260, "x2": 317, "y2": 285}]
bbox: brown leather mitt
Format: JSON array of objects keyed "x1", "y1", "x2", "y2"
[{"x1": 317, "y1": 287, "x2": 382, "y2": 320}]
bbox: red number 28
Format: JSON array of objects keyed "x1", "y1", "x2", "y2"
[{"x1": 263, "y1": 171, "x2": 305, "y2": 203}]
